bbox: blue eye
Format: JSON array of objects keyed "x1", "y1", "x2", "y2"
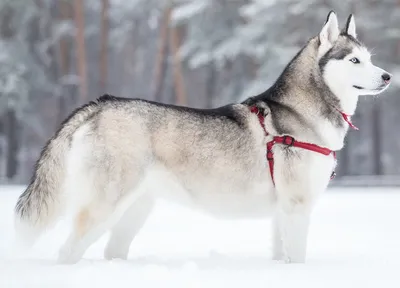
[{"x1": 350, "y1": 57, "x2": 360, "y2": 64}]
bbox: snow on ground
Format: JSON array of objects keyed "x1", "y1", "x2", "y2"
[{"x1": 1, "y1": 185, "x2": 400, "y2": 288}]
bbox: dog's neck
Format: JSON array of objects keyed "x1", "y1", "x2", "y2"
[
  {"x1": 327, "y1": 87, "x2": 360, "y2": 116},
  {"x1": 245, "y1": 39, "x2": 357, "y2": 150}
]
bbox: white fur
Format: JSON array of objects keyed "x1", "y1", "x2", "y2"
[
  {"x1": 104, "y1": 194, "x2": 154, "y2": 260},
  {"x1": 324, "y1": 46, "x2": 390, "y2": 115},
  {"x1": 276, "y1": 210, "x2": 310, "y2": 263},
  {"x1": 58, "y1": 185, "x2": 149, "y2": 264},
  {"x1": 58, "y1": 124, "x2": 150, "y2": 264},
  {"x1": 271, "y1": 146, "x2": 335, "y2": 262}
]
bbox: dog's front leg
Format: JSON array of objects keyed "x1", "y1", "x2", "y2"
[
  {"x1": 274, "y1": 195, "x2": 312, "y2": 263},
  {"x1": 272, "y1": 213, "x2": 284, "y2": 260}
]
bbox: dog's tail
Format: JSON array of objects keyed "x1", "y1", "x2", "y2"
[{"x1": 14, "y1": 100, "x2": 101, "y2": 246}]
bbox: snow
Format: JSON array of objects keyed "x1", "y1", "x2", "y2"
[
  {"x1": 1, "y1": 185, "x2": 400, "y2": 288},
  {"x1": 172, "y1": 0, "x2": 209, "y2": 24},
  {"x1": 240, "y1": 0, "x2": 277, "y2": 18}
]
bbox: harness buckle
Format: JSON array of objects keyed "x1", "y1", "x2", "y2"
[
  {"x1": 282, "y1": 136, "x2": 295, "y2": 146},
  {"x1": 250, "y1": 106, "x2": 260, "y2": 115}
]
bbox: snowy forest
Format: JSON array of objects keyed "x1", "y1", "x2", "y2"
[{"x1": 0, "y1": 0, "x2": 399, "y2": 185}]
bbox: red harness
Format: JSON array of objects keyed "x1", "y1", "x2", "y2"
[{"x1": 250, "y1": 106, "x2": 357, "y2": 185}]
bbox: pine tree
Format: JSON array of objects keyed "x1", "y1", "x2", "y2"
[{"x1": 172, "y1": 0, "x2": 249, "y2": 107}]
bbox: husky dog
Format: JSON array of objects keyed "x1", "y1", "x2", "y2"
[{"x1": 14, "y1": 11, "x2": 391, "y2": 264}]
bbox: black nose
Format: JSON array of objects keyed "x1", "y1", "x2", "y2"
[{"x1": 382, "y1": 73, "x2": 391, "y2": 83}]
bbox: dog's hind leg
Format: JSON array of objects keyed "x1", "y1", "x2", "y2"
[
  {"x1": 57, "y1": 200, "x2": 125, "y2": 264},
  {"x1": 104, "y1": 194, "x2": 154, "y2": 260},
  {"x1": 57, "y1": 206, "x2": 109, "y2": 264},
  {"x1": 57, "y1": 183, "x2": 146, "y2": 264}
]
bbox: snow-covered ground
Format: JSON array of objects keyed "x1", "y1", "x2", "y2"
[{"x1": 1, "y1": 185, "x2": 400, "y2": 288}]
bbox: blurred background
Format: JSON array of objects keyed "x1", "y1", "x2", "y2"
[{"x1": 0, "y1": 0, "x2": 399, "y2": 186}]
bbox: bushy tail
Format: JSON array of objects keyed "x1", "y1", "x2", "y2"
[{"x1": 14, "y1": 101, "x2": 101, "y2": 246}]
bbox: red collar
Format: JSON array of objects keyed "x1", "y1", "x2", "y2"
[
  {"x1": 339, "y1": 111, "x2": 359, "y2": 130},
  {"x1": 250, "y1": 106, "x2": 337, "y2": 185}
]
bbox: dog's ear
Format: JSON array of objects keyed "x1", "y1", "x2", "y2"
[
  {"x1": 343, "y1": 14, "x2": 356, "y2": 38},
  {"x1": 319, "y1": 11, "x2": 339, "y2": 46}
]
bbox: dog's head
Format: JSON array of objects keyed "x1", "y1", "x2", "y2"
[{"x1": 317, "y1": 12, "x2": 391, "y2": 106}]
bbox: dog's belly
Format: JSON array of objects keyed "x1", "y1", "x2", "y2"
[
  {"x1": 182, "y1": 187, "x2": 276, "y2": 219},
  {"x1": 144, "y1": 164, "x2": 276, "y2": 219}
]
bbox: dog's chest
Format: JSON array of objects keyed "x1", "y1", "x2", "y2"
[{"x1": 273, "y1": 146, "x2": 336, "y2": 193}]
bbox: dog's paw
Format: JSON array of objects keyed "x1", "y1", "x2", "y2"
[
  {"x1": 104, "y1": 249, "x2": 128, "y2": 261},
  {"x1": 57, "y1": 246, "x2": 81, "y2": 265},
  {"x1": 104, "y1": 243, "x2": 129, "y2": 261},
  {"x1": 272, "y1": 251, "x2": 284, "y2": 261},
  {"x1": 282, "y1": 256, "x2": 306, "y2": 264},
  {"x1": 273, "y1": 254, "x2": 306, "y2": 264}
]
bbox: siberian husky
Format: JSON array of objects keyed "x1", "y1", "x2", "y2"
[{"x1": 14, "y1": 11, "x2": 391, "y2": 264}]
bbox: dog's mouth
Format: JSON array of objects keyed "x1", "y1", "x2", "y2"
[
  {"x1": 355, "y1": 84, "x2": 390, "y2": 95},
  {"x1": 355, "y1": 82, "x2": 390, "y2": 92},
  {"x1": 373, "y1": 83, "x2": 390, "y2": 92}
]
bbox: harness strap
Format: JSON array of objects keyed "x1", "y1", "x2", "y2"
[
  {"x1": 339, "y1": 111, "x2": 359, "y2": 130},
  {"x1": 250, "y1": 106, "x2": 337, "y2": 185}
]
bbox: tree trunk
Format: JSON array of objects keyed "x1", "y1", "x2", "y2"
[
  {"x1": 169, "y1": 24, "x2": 187, "y2": 106},
  {"x1": 206, "y1": 62, "x2": 216, "y2": 108},
  {"x1": 0, "y1": 4, "x2": 19, "y2": 180},
  {"x1": 5, "y1": 109, "x2": 18, "y2": 179},
  {"x1": 121, "y1": 31, "x2": 134, "y2": 98},
  {"x1": 42, "y1": 0, "x2": 62, "y2": 131},
  {"x1": 73, "y1": 0, "x2": 88, "y2": 105},
  {"x1": 372, "y1": 94, "x2": 382, "y2": 175},
  {"x1": 0, "y1": 116, "x2": 4, "y2": 176},
  {"x1": 59, "y1": 0, "x2": 72, "y2": 77},
  {"x1": 153, "y1": 5, "x2": 172, "y2": 102},
  {"x1": 0, "y1": 5, "x2": 14, "y2": 39},
  {"x1": 58, "y1": 0, "x2": 73, "y2": 124},
  {"x1": 99, "y1": 0, "x2": 109, "y2": 93}
]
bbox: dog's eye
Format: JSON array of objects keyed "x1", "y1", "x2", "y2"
[{"x1": 349, "y1": 57, "x2": 360, "y2": 64}]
